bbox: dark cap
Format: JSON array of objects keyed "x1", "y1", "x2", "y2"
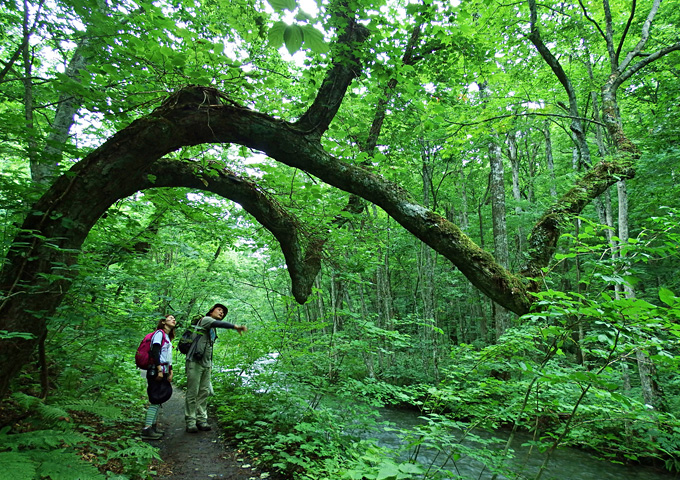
[
  {"x1": 147, "y1": 378, "x2": 173, "y2": 405},
  {"x1": 207, "y1": 303, "x2": 228, "y2": 316}
]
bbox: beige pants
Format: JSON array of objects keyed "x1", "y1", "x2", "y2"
[{"x1": 184, "y1": 360, "x2": 212, "y2": 427}]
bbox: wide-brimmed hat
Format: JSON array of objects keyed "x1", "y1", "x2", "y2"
[
  {"x1": 147, "y1": 378, "x2": 173, "y2": 405},
  {"x1": 207, "y1": 303, "x2": 228, "y2": 316}
]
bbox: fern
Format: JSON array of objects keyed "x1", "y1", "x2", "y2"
[
  {"x1": 0, "y1": 429, "x2": 88, "y2": 450},
  {"x1": 61, "y1": 399, "x2": 122, "y2": 420},
  {"x1": 34, "y1": 449, "x2": 104, "y2": 480},
  {"x1": 0, "y1": 449, "x2": 104, "y2": 480},
  {"x1": 72, "y1": 371, "x2": 117, "y2": 397},
  {"x1": 10, "y1": 393, "x2": 69, "y2": 426},
  {"x1": 107, "y1": 442, "x2": 161, "y2": 462},
  {"x1": 10, "y1": 392, "x2": 43, "y2": 408},
  {"x1": 11, "y1": 391, "x2": 123, "y2": 423},
  {"x1": 6, "y1": 380, "x2": 148, "y2": 478},
  {"x1": 0, "y1": 452, "x2": 37, "y2": 480}
]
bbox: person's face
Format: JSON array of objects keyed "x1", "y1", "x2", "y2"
[
  {"x1": 211, "y1": 307, "x2": 225, "y2": 320},
  {"x1": 165, "y1": 315, "x2": 177, "y2": 327}
]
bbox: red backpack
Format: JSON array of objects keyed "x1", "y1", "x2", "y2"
[{"x1": 135, "y1": 329, "x2": 168, "y2": 369}]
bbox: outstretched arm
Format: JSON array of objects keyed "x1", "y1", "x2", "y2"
[{"x1": 212, "y1": 321, "x2": 247, "y2": 335}]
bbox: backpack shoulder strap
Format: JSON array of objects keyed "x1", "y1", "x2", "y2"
[{"x1": 152, "y1": 329, "x2": 169, "y2": 346}]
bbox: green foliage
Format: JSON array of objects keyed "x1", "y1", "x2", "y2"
[
  {"x1": 0, "y1": 449, "x2": 103, "y2": 480},
  {"x1": 0, "y1": 407, "x2": 105, "y2": 480},
  {"x1": 0, "y1": 330, "x2": 35, "y2": 340},
  {"x1": 0, "y1": 379, "x2": 161, "y2": 479},
  {"x1": 338, "y1": 448, "x2": 427, "y2": 480},
  {"x1": 3, "y1": 0, "x2": 680, "y2": 477},
  {"x1": 214, "y1": 383, "x2": 419, "y2": 479}
]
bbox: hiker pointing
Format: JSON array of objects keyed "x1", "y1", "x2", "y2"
[{"x1": 184, "y1": 303, "x2": 246, "y2": 433}]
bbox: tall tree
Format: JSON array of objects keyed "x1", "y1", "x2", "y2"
[{"x1": 489, "y1": 135, "x2": 512, "y2": 339}]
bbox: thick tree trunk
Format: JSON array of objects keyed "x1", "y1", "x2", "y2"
[{"x1": 0, "y1": 153, "x2": 324, "y2": 396}]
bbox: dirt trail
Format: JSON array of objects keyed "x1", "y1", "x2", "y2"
[{"x1": 147, "y1": 388, "x2": 271, "y2": 480}]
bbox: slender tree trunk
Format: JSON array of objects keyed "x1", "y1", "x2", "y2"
[
  {"x1": 615, "y1": 179, "x2": 663, "y2": 409},
  {"x1": 29, "y1": 0, "x2": 112, "y2": 185},
  {"x1": 585, "y1": 52, "x2": 618, "y2": 258},
  {"x1": 305, "y1": 275, "x2": 326, "y2": 336},
  {"x1": 357, "y1": 276, "x2": 375, "y2": 379},
  {"x1": 329, "y1": 269, "x2": 343, "y2": 379},
  {"x1": 453, "y1": 161, "x2": 484, "y2": 343},
  {"x1": 477, "y1": 178, "x2": 491, "y2": 342},
  {"x1": 507, "y1": 131, "x2": 523, "y2": 264},
  {"x1": 372, "y1": 206, "x2": 393, "y2": 373},
  {"x1": 184, "y1": 241, "x2": 224, "y2": 319},
  {"x1": 528, "y1": 0, "x2": 592, "y2": 169},
  {"x1": 22, "y1": 0, "x2": 39, "y2": 184},
  {"x1": 543, "y1": 121, "x2": 557, "y2": 199},
  {"x1": 419, "y1": 141, "x2": 439, "y2": 380},
  {"x1": 39, "y1": 38, "x2": 91, "y2": 184},
  {"x1": 489, "y1": 137, "x2": 512, "y2": 339}
]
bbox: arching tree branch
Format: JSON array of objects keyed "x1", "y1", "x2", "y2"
[{"x1": 144, "y1": 159, "x2": 324, "y2": 303}]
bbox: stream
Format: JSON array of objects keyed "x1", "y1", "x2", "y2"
[
  {"x1": 230, "y1": 355, "x2": 678, "y2": 480},
  {"x1": 374, "y1": 407, "x2": 678, "y2": 480}
]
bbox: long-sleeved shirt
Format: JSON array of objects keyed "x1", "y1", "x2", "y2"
[{"x1": 186, "y1": 316, "x2": 237, "y2": 367}]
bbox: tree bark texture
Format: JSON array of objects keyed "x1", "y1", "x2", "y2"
[{"x1": 489, "y1": 138, "x2": 512, "y2": 338}]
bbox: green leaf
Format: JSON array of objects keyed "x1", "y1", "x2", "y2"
[
  {"x1": 398, "y1": 462, "x2": 425, "y2": 474},
  {"x1": 0, "y1": 330, "x2": 36, "y2": 341},
  {"x1": 295, "y1": 11, "x2": 314, "y2": 22},
  {"x1": 170, "y1": 53, "x2": 187, "y2": 67},
  {"x1": 100, "y1": 64, "x2": 118, "y2": 76},
  {"x1": 267, "y1": 0, "x2": 296, "y2": 12},
  {"x1": 376, "y1": 461, "x2": 400, "y2": 480},
  {"x1": 268, "y1": 21, "x2": 286, "y2": 48},
  {"x1": 301, "y1": 24, "x2": 328, "y2": 53},
  {"x1": 284, "y1": 24, "x2": 303, "y2": 54},
  {"x1": 659, "y1": 287, "x2": 676, "y2": 306}
]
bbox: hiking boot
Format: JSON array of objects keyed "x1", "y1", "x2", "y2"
[
  {"x1": 141, "y1": 427, "x2": 163, "y2": 440},
  {"x1": 186, "y1": 425, "x2": 199, "y2": 433},
  {"x1": 197, "y1": 423, "x2": 212, "y2": 431}
]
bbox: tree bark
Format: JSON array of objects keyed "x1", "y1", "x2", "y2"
[
  {"x1": 419, "y1": 140, "x2": 439, "y2": 378},
  {"x1": 22, "y1": 0, "x2": 39, "y2": 184},
  {"x1": 528, "y1": 0, "x2": 592, "y2": 169},
  {"x1": 489, "y1": 137, "x2": 512, "y2": 338},
  {"x1": 507, "y1": 131, "x2": 524, "y2": 261}
]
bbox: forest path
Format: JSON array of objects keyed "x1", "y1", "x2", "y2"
[{"x1": 147, "y1": 388, "x2": 271, "y2": 480}]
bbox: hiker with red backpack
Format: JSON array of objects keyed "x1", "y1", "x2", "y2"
[{"x1": 139, "y1": 314, "x2": 177, "y2": 440}]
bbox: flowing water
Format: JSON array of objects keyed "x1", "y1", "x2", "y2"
[
  {"x1": 233, "y1": 355, "x2": 678, "y2": 480},
  {"x1": 375, "y1": 407, "x2": 678, "y2": 480}
]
